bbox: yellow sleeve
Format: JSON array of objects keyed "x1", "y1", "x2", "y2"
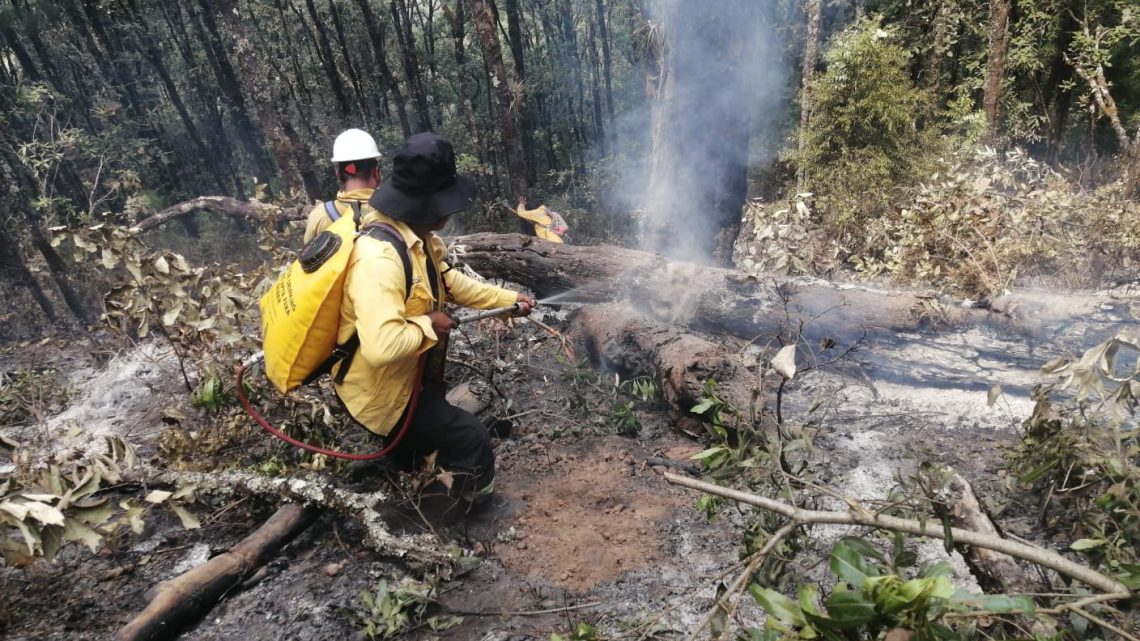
[
  {"x1": 346, "y1": 239, "x2": 437, "y2": 368},
  {"x1": 303, "y1": 204, "x2": 330, "y2": 244},
  {"x1": 516, "y1": 204, "x2": 552, "y2": 226},
  {"x1": 441, "y1": 258, "x2": 519, "y2": 309}
]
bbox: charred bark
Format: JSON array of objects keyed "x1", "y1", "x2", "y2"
[
  {"x1": 303, "y1": 0, "x2": 352, "y2": 118},
  {"x1": 356, "y1": 0, "x2": 413, "y2": 138},
  {"x1": 131, "y1": 196, "x2": 304, "y2": 233},
  {"x1": 575, "y1": 303, "x2": 762, "y2": 421},
  {"x1": 797, "y1": 0, "x2": 821, "y2": 190},
  {"x1": 451, "y1": 233, "x2": 993, "y2": 348},
  {"x1": 468, "y1": 0, "x2": 529, "y2": 203},
  {"x1": 115, "y1": 504, "x2": 322, "y2": 641},
  {"x1": 982, "y1": 0, "x2": 1011, "y2": 146},
  {"x1": 594, "y1": 0, "x2": 615, "y2": 144},
  {"x1": 392, "y1": 0, "x2": 432, "y2": 131},
  {"x1": 445, "y1": 1, "x2": 488, "y2": 189},
  {"x1": 917, "y1": 466, "x2": 1039, "y2": 594}
]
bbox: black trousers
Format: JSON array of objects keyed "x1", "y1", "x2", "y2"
[{"x1": 385, "y1": 384, "x2": 495, "y2": 501}]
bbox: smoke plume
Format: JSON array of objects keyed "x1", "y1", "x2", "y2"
[{"x1": 639, "y1": 0, "x2": 787, "y2": 264}]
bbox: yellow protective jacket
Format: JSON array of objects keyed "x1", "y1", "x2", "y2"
[
  {"x1": 335, "y1": 210, "x2": 518, "y2": 435},
  {"x1": 303, "y1": 188, "x2": 377, "y2": 244},
  {"x1": 516, "y1": 203, "x2": 567, "y2": 243}
]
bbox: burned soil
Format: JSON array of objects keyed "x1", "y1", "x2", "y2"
[{"x1": 1, "y1": 285, "x2": 1135, "y2": 640}]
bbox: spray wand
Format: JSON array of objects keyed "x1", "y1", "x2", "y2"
[{"x1": 454, "y1": 303, "x2": 521, "y2": 324}]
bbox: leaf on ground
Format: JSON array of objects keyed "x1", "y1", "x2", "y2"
[
  {"x1": 771, "y1": 344, "x2": 797, "y2": 380},
  {"x1": 145, "y1": 490, "x2": 172, "y2": 504},
  {"x1": 986, "y1": 383, "x2": 1002, "y2": 407},
  {"x1": 24, "y1": 501, "x2": 66, "y2": 526},
  {"x1": 170, "y1": 503, "x2": 201, "y2": 530}
]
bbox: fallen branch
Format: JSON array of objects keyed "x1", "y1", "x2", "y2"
[
  {"x1": 445, "y1": 601, "x2": 602, "y2": 617},
  {"x1": 917, "y1": 465, "x2": 1037, "y2": 594},
  {"x1": 116, "y1": 503, "x2": 321, "y2": 641},
  {"x1": 686, "y1": 522, "x2": 799, "y2": 641},
  {"x1": 646, "y1": 457, "x2": 703, "y2": 476},
  {"x1": 1070, "y1": 607, "x2": 1140, "y2": 641},
  {"x1": 136, "y1": 466, "x2": 449, "y2": 566},
  {"x1": 130, "y1": 196, "x2": 304, "y2": 233},
  {"x1": 663, "y1": 472, "x2": 1131, "y2": 597}
]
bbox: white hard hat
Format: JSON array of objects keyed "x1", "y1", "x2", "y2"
[{"x1": 330, "y1": 128, "x2": 382, "y2": 163}]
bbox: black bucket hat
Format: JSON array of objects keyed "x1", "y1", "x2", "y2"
[{"x1": 369, "y1": 132, "x2": 477, "y2": 224}]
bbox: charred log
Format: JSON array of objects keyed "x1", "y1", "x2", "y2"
[
  {"x1": 917, "y1": 465, "x2": 1039, "y2": 594},
  {"x1": 574, "y1": 303, "x2": 762, "y2": 421},
  {"x1": 115, "y1": 503, "x2": 321, "y2": 641},
  {"x1": 452, "y1": 233, "x2": 991, "y2": 349}
]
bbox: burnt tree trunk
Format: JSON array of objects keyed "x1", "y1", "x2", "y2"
[
  {"x1": 594, "y1": 0, "x2": 615, "y2": 145},
  {"x1": 392, "y1": 0, "x2": 433, "y2": 131},
  {"x1": 645, "y1": 1, "x2": 762, "y2": 264},
  {"x1": 576, "y1": 303, "x2": 762, "y2": 422},
  {"x1": 468, "y1": 0, "x2": 529, "y2": 203},
  {"x1": 327, "y1": 0, "x2": 370, "y2": 122},
  {"x1": 797, "y1": 0, "x2": 821, "y2": 191},
  {"x1": 445, "y1": 1, "x2": 489, "y2": 189},
  {"x1": 303, "y1": 0, "x2": 352, "y2": 118},
  {"x1": 450, "y1": 233, "x2": 995, "y2": 349},
  {"x1": 115, "y1": 504, "x2": 322, "y2": 641},
  {"x1": 982, "y1": 0, "x2": 1011, "y2": 146},
  {"x1": 503, "y1": 0, "x2": 537, "y2": 184},
  {"x1": 356, "y1": 0, "x2": 413, "y2": 138}
]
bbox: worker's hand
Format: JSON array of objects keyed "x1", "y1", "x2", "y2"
[
  {"x1": 514, "y1": 292, "x2": 535, "y2": 317},
  {"x1": 427, "y1": 311, "x2": 456, "y2": 336}
]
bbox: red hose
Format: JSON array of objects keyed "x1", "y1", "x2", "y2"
[{"x1": 236, "y1": 355, "x2": 425, "y2": 460}]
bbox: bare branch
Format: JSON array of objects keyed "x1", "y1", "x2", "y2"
[
  {"x1": 130, "y1": 196, "x2": 305, "y2": 233},
  {"x1": 664, "y1": 472, "x2": 1132, "y2": 597}
]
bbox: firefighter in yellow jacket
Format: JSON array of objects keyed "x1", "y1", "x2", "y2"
[
  {"x1": 341, "y1": 132, "x2": 533, "y2": 519},
  {"x1": 303, "y1": 128, "x2": 383, "y2": 244}
]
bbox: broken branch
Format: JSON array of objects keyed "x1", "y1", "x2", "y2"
[
  {"x1": 135, "y1": 466, "x2": 449, "y2": 566},
  {"x1": 116, "y1": 503, "x2": 321, "y2": 641},
  {"x1": 663, "y1": 472, "x2": 1131, "y2": 597},
  {"x1": 130, "y1": 196, "x2": 304, "y2": 233}
]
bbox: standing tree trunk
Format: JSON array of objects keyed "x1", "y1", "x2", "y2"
[
  {"x1": 303, "y1": 0, "x2": 352, "y2": 118},
  {"x1": 188, "y1": 0, "x2": 277, "y2": 182},
  {"x1": 391, "y1": 0, "x2": 432, "y2": 131},
  {"x1": 327, "y1": 0, "x2": 370, "y2": 123},
  {"x1": 587, "y1": 11, "x2": 605, "y2": 154},
  {"x1": 645, "y1": 0, "x2": 763, "y2": 264},
  {"x1": 594, "y1": 0, "x2": 615, "y2": 146},
  {"x1": 445, "y1": 1, "x2": 489, "y2": 188},
  {"x1": 982, "y1": 0, "x2": 1011, "y2": 146},
  {"x1": 796, "y1": 0, "x2": 821, "y2": 191},
  {"x1": 1042, "y1": 0, "x2": 1079, "y2": 162},
  {"x1": 468, "y1": 0, "x2": 529, "y2": 204},
  {"x1": 217, "y1": 0, "x2": 321, "y2": 200},
  {"x1": 503, "y1": 0, "x2": 537, "y2": 183},
  {"x1": 355, "y1": 0, "x2": 413, "y2": 138},
  {"x1": 923, "y1": 0, "x2": 954, "y2": 88}
]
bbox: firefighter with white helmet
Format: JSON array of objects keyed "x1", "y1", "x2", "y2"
[{"x1": 303, "y1": 128, "x2": 384, "y2": 243}]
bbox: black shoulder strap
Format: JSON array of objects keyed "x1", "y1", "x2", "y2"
[
  {"x1": 350, "y1": 200, "x2": 363, "y2": 228},
  {"x1": 319, "y1": 223, "x2": 414, "y2": 386},
  {"x1": 360, "y1": 223, "x2": 412, "y2": 299}
]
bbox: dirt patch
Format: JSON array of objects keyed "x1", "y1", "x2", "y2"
[{"x1": 498, "y1": 437, "x2": 682, "y2": 591}]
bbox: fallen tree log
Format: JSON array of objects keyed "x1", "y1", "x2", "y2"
[
  {"x1": 130, "y1": 196, "x2": 306, "y2": 233},
  {"x1": 452, "y1": 233, "x2": 991, "y2": 347},
  {"x1": 917, "y1": 465, "x2": 1038, "y2": 594},
  {"x1": 115, "y1": 503, "x2": 321, "y2": 641},
  {"x1": 574, "y1": 303, "x2": 762, "y2": 418}
]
